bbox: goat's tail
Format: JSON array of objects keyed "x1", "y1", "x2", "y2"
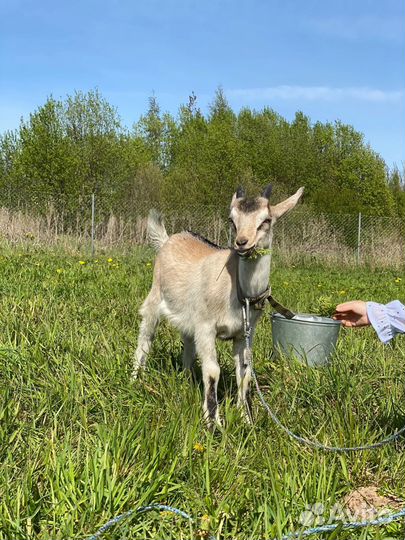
[{"x1": 147, "y1": 209, "x2": 169, "y2": 250}]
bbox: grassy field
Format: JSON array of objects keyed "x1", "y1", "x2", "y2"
[{"x1": 0, "y1": 247, "x2": 404, "y2": 539}]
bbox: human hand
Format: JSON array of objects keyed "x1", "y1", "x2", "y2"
[{"x1": 333, "y1": 301, "x2": 370, "y2": 328}]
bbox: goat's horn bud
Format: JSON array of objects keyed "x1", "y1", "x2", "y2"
[
  {"x1": 262, "y1": 184, "x2": 273, "y2": 199},
  {"x1": 236, "y1": 186, "x2": 245, "y2": 199}
]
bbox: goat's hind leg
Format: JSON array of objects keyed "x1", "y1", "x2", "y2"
[
  {"x1": 182, "y1": 334, "x2": 196, "y2": 377},
  {"x1": 195, "y1": 328, "x2": 221, "y2": 427},
  {"x1": 133, "y1": 291, "x2": 160, "y2": 378}
]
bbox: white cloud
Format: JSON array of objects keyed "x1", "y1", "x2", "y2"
[{"x1": 227, "y1": 85, "x2": 405, "y2": 103}]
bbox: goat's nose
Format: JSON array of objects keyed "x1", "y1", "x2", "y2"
[{"x1": 236, "y1": 237, "x2": 248, "y2": 247}]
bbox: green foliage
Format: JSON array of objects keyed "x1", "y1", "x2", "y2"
[
  {"x1": 0, "y1": 88, "x2": 399, "y2": 217},
  {"x1": 12, "y1": 97, "x2": 72, "y2": 204},
  {"x1": 310, "y1": 294, "x2": 336, "y2": 317},
  {"x1": 0, "y1": 90, "x2": 151, "y2": 216},
  {"x1": 135, "y1": 95, "x2": 178, "y2": 169},
  {"x1": 388, "y1": 167, "x2": 405, "y2": 218}
]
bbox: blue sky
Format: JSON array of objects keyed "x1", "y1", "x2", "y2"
[{"x1": 1, "y1": 0, "x2": 404, "y2": 169}]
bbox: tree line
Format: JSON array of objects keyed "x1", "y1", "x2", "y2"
[{"x1": 0, "y1": 88, "x2": 404, "y2": 218}]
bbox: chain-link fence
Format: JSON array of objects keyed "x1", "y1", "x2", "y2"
[{"x1": 0, "y1": 194, "x2": 404, "y2": 267}]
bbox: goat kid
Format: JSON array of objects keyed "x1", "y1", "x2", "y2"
[{"x1": 133, "y1": 185, "x2": 304, "y2": 426}]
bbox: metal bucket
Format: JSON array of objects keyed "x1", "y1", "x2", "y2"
[{"x1": 271, "y1": 313, "x2": 341, "y2": 367}]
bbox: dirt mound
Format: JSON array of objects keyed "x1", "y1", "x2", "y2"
[{"x1": 342, "y1": 486, "x2": 403, "y2": 521}]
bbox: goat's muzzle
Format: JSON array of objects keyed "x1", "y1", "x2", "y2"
[{"x1": 236, "y1": 245, "x2": 256, "y2": 258}]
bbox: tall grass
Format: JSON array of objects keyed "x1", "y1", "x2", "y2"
[{"x1": 0, "y1": 247, "x2": 404, "y2": 538}]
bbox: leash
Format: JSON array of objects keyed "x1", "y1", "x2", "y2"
[
  {"x1": 86, "y1": 501, "x2": 405, "y2": 540},
  {"x1": 86, "y1": 504, "x2": 216, "y2": 540},
  {"x1": 241, "y1": 302, "x2": 405, "y2": 452},
  {"x1": 267, "y1": 295, "x2": 295, "y2": 319}
]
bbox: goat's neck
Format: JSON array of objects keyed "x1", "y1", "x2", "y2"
[{"x1": 237, "y1": 254, "x2": 271, "y2": 298}]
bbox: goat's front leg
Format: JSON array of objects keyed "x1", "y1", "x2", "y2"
[
  {"x1": 195, "y1": 328, "x2": 221, "y2": 427},
  {"x1": 233, "y1": 335, "x2": 253, "y2": 422}
]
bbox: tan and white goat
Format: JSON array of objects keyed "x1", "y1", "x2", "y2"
[{"x1": 133, "y1": 185, "x2": 303, "y2": 425}]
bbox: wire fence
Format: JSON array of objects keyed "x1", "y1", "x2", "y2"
[{"x1": 0, "y1": 193, "x2": 404, "y2": 267}]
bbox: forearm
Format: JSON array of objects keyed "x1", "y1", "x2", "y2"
[{"x1": 366, "y1": 300, "x2": 405, "y2": 343}]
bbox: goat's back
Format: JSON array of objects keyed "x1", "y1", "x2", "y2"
[{"x1": 154, "y1": 232, "x2": 236, "y2": 324}]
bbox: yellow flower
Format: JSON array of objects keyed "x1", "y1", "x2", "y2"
[
  {"x1": 160, "y1": 511, "x2": 173, "y2": 517},
  {"x1": 339, "y1": 290, "x2": 346, "y2": 295},
  {"x1": 146, "y1": 262, "x2": 152, "y2": 267},
  {"x1": 395, "y1": 277, "x2": 402, "y2": 283},
  {"x1": 79, "y1": 261, "x2": 86, "y2": 265},
  {"x1": 283, "y1": 281, "x2": 289, "y2": 286},
  {"x1": 198, "y1": 514, "x2": 211, "y2": 536},
  {"x1": 94, "y1": 259, "x2": 99, "y2": 263},
  {"x1": 193, "y1": 442, "x2": 205, "y2": 453},
  {"x1": 56, "y1": 268, "x2": 63, "y2": 274},
  {"x1": 107, "y1": 258, "x2": 113, "y2": 263}
]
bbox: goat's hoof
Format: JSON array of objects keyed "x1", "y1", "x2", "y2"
[
  {"x1": 205, "y1": 417, "x2": 222, "y2": 433},
  {"x1": 237, "y1": 403, "x2": 254, "y2": 424},
  {"x1": 131, "y1": 364, "x2": 145, "y2": 379},
  {"x1": 182, "y1": 368, "x2": 197, "y2": 383}
]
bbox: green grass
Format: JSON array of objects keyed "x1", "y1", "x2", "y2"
[{"x1": 0, "y1": 247, "x2": 404, "y2": 539}]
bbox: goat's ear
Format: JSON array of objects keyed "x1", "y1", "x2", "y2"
[
  {"x1": 262, "y1": 184, "x2": 272, "y2": 199},
  {"x1": 236, "y1": 186, "x2": 245, "y2": 198},
  {"x1": 270, "y1": 187, "x2": 304, "y2": 220},
  {"x1": 231, "y1": 186, "x2": 245, "y2": 206}
]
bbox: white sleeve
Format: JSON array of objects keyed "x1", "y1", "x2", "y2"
[{"x1": 366, "y1": 301, "x2": 405, "y2": 343}]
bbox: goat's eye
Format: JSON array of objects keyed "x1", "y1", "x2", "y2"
[
  {"x1": 258, "y1": 218, "x2": 271, "y2": 230},
  {"x1": 228, "y1": 218, "x2": 236, "y2": 230}
]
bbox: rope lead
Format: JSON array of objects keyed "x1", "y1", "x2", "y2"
[{"x1": 87, "y1": 502, "x2": 405, "y2": 540}]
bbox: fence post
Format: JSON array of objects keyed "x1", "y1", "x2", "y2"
[
  {"x1": 356, "y1": 212, "x2": 362, "y2": 264},
  {"x1": 91, "y1": 193, "x2": 95, "y2": 257}
]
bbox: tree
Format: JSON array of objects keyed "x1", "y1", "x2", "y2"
[
  {"x1": 0, "y1": 90, "x2": 151, "y2": 214},
  {"x1": 135, "y1": 96, "x2": 177, "y2": 169},
  {"x1": 11, "y1": 97, "x2": 72, "y2": 207},
  {"x1": 388, "y1": 166, "x2": 405, "y2": 217},
  {"x1": 0, "y1": 88, "x2": 397, "y2": 219}
]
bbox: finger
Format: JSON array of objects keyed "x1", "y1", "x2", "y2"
[
  {"x1": 333, "y1": 312, "x2": 353, "y2": 320},
  {"x1": 340, "y1": 320, "x2": 355, "y2": 328},
  {"x1": 333, "y1": 316, "x2": 349, "y2": 324},
  {"x1": 335, "y1": 302, "x2": 357, "y2": 312}
]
